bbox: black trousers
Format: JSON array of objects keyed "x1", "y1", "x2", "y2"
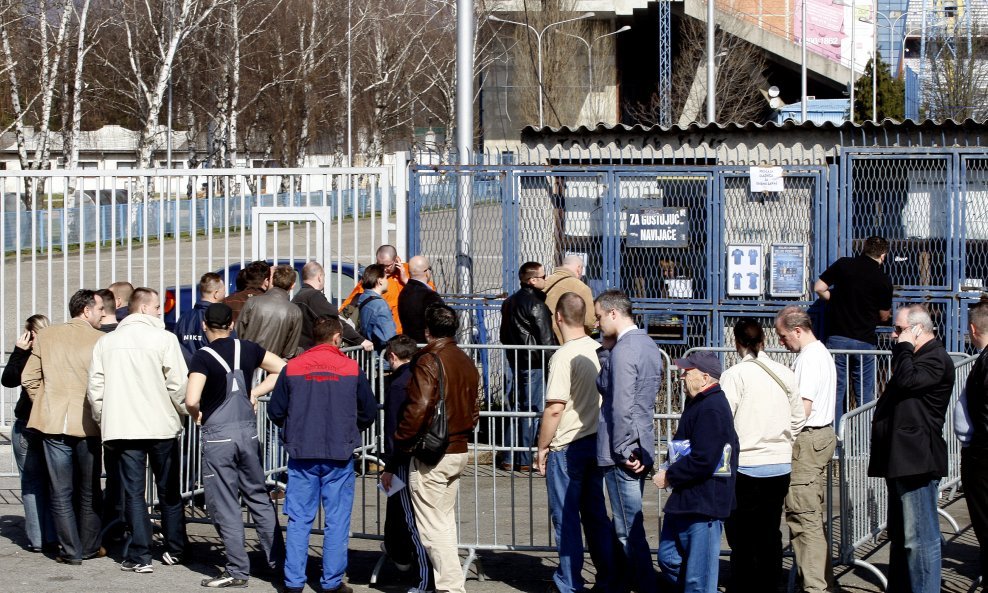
[
  {"x1": 383, "y1": 462, "x2": 434, "y2": 591},
  {"x1": 962, "y1": 446, "x2": 988, "y2": 577},
  {"x1": 725, "y1": 471, "x2": 791, "y2": 593}
]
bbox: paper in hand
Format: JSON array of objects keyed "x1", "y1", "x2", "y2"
[{"x1": 378, "y1": 474, "x2": 406, "y2": 497}]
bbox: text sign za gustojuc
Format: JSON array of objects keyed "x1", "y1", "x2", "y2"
[{"x1": 625, "y1": 207, "x2": 688, "y2": 247}]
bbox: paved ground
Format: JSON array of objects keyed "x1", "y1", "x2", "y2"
[{"x1": 0, "y1": 471, "x2": 983, "y2": 593}]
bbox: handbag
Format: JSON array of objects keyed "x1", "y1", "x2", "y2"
[{"x1": 411, "y1": 353, "x2": 449, "y2": 465}]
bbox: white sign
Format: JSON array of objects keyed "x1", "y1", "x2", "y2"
[
  {"x1": 727, "y1": 244, "x2": 763, "y2": 297},
  {"x1": 749, "y1": 166, "x2": 785, "y2": 193}
]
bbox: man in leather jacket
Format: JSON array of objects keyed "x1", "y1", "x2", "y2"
[
  {"x1": 499, "y1": 261, "x2": 558, "y2": 470},
  {"x1": 394, "y1": 304, "x2": 480, "y2": 593},
  {"x1": 236, "y1": 265, "x2": 303, "y2": 359}
]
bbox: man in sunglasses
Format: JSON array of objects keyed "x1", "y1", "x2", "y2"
[
  {"x1": 868, "y1": 304, "x2": 953, "y2": 593},
  {"x1": 500, "y1": 261, "x2": 558, "y2": 471}
]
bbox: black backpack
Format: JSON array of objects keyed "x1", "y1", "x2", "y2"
[{"x1": 339, "y1": 294, "x2": 382, "y2": 336}]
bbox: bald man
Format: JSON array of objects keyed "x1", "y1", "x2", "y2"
[
  {"x1": 341, "y1": 246, "x2": 434, "y2": 335},
  {"x1": 397, "y1": 256, "x2": 444, "y2": 343},
  {"x1": 542, "y1": 256, "x2": 595, "y2": 342},
  {"x1": 293, "y1": 261, "x2": 371, "y2": 351}
]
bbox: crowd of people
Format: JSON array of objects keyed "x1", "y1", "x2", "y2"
[{"x1": 3, "y1": 235, "x2": 984, "y2": 593}]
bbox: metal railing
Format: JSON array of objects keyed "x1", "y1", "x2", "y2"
[{"x1": 836, "y1": 352, "x2": 978, "y2": 589}]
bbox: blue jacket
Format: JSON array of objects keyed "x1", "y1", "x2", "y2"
[
  {"x1": 358, "y1": 290, "x2": 397, "y2": 352},
  {"x1": 267, "y1": 343, "x2": 377, "y2": 461},
  {"x1": 596, "y1": 328, "x2": 661, "y2": 467},
  {"x1": 664, "y1": 383, "x2": 739, "y2": 519},
  {"x1": 174, "y1": 302, "x2": 237, "y2": 363}
]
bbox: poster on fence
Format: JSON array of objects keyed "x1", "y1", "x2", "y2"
[
  {"x1": 770, "y1": 243, "x2": 807, "y2": 298},
  {"x1": 727, "y1": 244, "x2": 763, "y2": 297}
]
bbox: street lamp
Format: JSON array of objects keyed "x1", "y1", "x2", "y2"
[
  {"x1": 488, "y1": 12, "x2": 596, "y2": 128},
  {"x1": 832, "y1": 0, "x2": 858, "y2": 123},
  {"x1": 870, "y1": 10, "x2": 912, "y2": 121},
  {"x1": 559, "y1": 25, "x2": 631, "y2": 91}
]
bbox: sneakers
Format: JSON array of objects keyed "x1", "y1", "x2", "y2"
[
  {"x1": 201, "y1": 571, "x2": 249, "y2": 588},
  {"x1": 120, "y1": 559, "x2": 153, "y2": 573},
  {"x1": 162, "y1": 551, "x2": 182, "y2": 565},
  {"x1": 380, "y1": 542, "x2": 411, "y2": 572}
]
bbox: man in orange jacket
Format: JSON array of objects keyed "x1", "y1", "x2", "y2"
[{"x1": 341, "y1": 245, "x2": 434, "y2": 335}]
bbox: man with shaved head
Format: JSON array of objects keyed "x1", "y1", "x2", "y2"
[
  {"x1": 542, "y1": 255, "x2": 596, "y2": 342},
  {"x1": 293, "y1": 261, "x2": 370, "y2": 351},
  {"x1": 341, "y1": 245, "x2": 434, "y2": 335},
  {"x1": 397, "y1": 255, "x2": 444, "y2": 343},
  {"x1": 108, "y1": 281, "x2": 134, "y2": 322}
]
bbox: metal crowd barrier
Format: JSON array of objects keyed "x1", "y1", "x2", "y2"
[{"x1": 836, "y1": 352, "x2": 978, "y2": 589}]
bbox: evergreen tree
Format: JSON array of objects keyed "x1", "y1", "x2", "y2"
[{"x1": 854, "y1": 53, "x2": 905, "y2": 122}]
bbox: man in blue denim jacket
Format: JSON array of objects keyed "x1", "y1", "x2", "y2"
[{"x1": 593, "y1": 289, "x2": 660, "y2": 593}]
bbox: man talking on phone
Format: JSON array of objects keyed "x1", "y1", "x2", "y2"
[
  {"x1": 868, "y1": 304, "x2": 953, "y2": 593},
  {"x1": 593, "y1": 290, "x2": 660, "y2": 593}
]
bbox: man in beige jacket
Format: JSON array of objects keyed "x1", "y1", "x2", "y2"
[
  {"x1": 88, "y1": 287, "x2": 189, "y2": 573},
  {"x1": 542, "y1": 255, "x2": 596, "y2": 342},
  {"x1": 22, "y1": 289, "x2": 105, "y2": 565}
]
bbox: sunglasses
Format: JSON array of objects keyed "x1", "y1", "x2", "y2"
[{"x1": 893, "y1": 324, "x2": 913, "y2": 334}]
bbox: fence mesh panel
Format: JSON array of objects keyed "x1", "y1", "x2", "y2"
[
  {"x1": 848, "y1": 156, "x2": 951, "y2": 289},
  {"x1": 616, "y1": 174, "x2": 710, "y2": 301}
]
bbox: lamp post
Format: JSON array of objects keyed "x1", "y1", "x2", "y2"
[
  {"x1": 871, "y1": 10, "x2": 911, "y2": 121},
  {"x1": 488, "y1": 12, "x2": 596, "y2": 128},
  {"x1": 560, "y1": 25, "x2": 631, "y2": 90},
  {"x1": 832, "y1": 0, "x2": 865, "y2": 123},
  {"x1": 801, "y1": 0, "x2": 807, "y2": 122}
]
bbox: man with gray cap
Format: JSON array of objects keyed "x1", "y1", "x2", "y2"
[
  {"x1": 185, "y1": 303, "x2": 287, "y2": 588},
  {"x1": 653, "y1": 351, "x2": 739, "y2": 593}
]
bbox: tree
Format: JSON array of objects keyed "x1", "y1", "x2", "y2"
[
  {"x1": 626, "y1": 16, "x2": 768, "y2": 127},
  {"x1": 853, "y1": 52, "x2": 905, "y2": 122},
  {"x1": 102, "y1": 0, "x2": 232, "y2": 169},
  {"x1": 1, "y1": 0, "x2": 75, "y2": 206},
  {"x1": 923, "y1": 29, "x2": 988, "y2": 122}
]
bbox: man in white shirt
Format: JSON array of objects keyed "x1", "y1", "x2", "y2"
[
  {"x1": 775, "y1": 305, "x2": 837, "y2": 593},
  {"x1": 534, "y1": 292, "x2": 614, "y2": 593}
]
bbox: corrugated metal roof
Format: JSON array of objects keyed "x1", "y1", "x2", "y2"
[{"x1": 521, "y1": 118, "x2": 988, "y2": 138}]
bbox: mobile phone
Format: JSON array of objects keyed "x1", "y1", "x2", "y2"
[{"x1": 911, "y1": 326, "x2": 922, "y2": 338}]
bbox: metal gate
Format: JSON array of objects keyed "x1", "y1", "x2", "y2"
[
  {"x1": 0, "y1": 165, "x2": 404, "y2": 431},
  {"x1": 409, "y1": 164, "x2": 830, "y2": 358}
]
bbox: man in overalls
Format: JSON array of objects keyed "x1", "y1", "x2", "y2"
[{"x1": 185, "y1": 303, "x2": 287, "y2": 588}]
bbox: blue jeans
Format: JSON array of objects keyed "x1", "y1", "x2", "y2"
[
  {"x1": 826, "y1": 336, "x2": 876, "y2": 429},
  {"x1": 12, "y1": 420, "x2": 54, "y2": 549},
  {"x1": 507, "y1": 367, "x2": 544, "y2": 467},
  {"x1": 114, "y1": 438, "x2": 187, "y2": 564},
  {"x1": 284, "y1": 458, "x2": 355, "y2": 590},
  {"x1": 603, "y1": 465, "x2": 656, "y2": 593},
  {"x1": 546, "y1": 436, "x2": 616, "y2": 593},
  {"x1": 657, "y1": 514, "x2": 722, "y2": 593},
  {"x1": 43, "y1": 434, "x2": 103, "y2": 560},
  {"x1": 886, "y1": 477, "x2": 942, "y2": 593}
]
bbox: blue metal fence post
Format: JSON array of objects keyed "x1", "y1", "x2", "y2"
[
  {"x1": 500, "y1": 169, "x2": 517, "y2": 295},
  {"x1": 603, "y1": 170, "x2": 619, "y2": 289},
  {"x1": 827, "y1": 164, "x2": 840, "y2": 268},
  {"x1": 407, "y1": 168, "x2": 421, "y2": 256}
]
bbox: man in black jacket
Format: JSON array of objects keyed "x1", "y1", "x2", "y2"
[
  {"x1": 293, "y1": 261, "x2": 370, "y2": 351},
  {"x1": 868, "y1": 304, "x2": 954, "y2": 593},
  {"x1": 499, "y1": 261, "x2": 558, "y2": 471},
  {"x1": 397, "y1": 256, "x2": 443, "y2": 344}
]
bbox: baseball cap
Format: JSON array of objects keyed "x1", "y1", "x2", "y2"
[
  {"x1": 204, "y1": 303, "x2": 234, "y2": 328},
  {"x1": 673, "y1": 351, "x2": 722, "y2": 379}
]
